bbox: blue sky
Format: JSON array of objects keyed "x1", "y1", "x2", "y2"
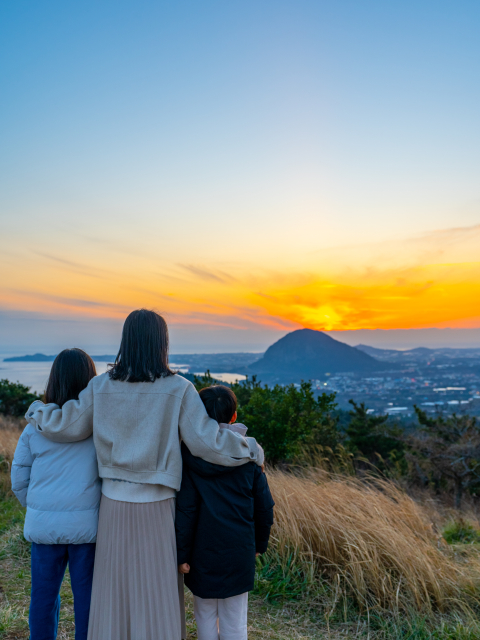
[{"x1": 1, "y1": 0, "x2": 480, "y2": 352}]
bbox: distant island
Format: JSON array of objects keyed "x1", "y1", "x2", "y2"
[
  {"x1": 3, "y1": 352, "x2": 262, "y2": 371},
  {"x1": 4, "y1": 353, "x2": 115, "y2": 362}
]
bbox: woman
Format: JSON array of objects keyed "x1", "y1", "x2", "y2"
[{"x1": 25, "y1": 310, "x2": 263, "y2": 640}]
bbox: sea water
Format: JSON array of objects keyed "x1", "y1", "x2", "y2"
[{"x1": 0, "y1": 355, "x2": 245, "y2": 393}]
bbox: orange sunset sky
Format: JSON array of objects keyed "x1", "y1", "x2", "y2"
[{"x1": 1, "y1": 1, "x2": 480, "y2": 353}]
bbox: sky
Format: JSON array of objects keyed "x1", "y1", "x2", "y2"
[{"x1": 1, "y1": 0, "x2": 480, "y2": 353}]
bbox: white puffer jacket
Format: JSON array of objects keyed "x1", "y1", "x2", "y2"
[{"x1": 11, "y1": 425, "x2": 101, "y2": 544}]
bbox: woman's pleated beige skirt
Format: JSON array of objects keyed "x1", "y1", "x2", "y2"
[{"x1": 87, "y1": 496, "x2": 186, "y2": 640}]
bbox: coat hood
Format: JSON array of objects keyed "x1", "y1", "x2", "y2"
[{"x1": 219, "y1": 422, "x2": 248, "y2": 437}]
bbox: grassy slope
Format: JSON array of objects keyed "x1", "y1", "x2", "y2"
[
  {"x1": 0, "y1": 420, "x2": 324, "y2": 640},
  {"x1": 0, "y1": 496, "x2": 324, "y2": 640},
  {"x1": 2, "y1": 420, "x2": 480, "y2": 639}
]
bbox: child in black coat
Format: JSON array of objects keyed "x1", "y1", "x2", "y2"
[{"x1": 176, "y1": 385, "x2": 274, "y2": 640}]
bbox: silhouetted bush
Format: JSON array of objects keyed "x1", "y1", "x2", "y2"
[{"x1": 0, "y1": 379, "x2": 41, "y2": 418}]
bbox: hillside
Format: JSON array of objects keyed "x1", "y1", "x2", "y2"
[
  {"x1": 2, "y1": 418, "x2": 480, "y2": 639},
  {"x1": 249, "y1": 328, "x2": 388, "y2": 383}
]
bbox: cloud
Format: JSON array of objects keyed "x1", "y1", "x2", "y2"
[
  {"x1": 179, "y1": 264, "x2": 237, "y2": 284},
  {"x1": 247, "y1": 261, "x2": 480, "y2": 331},
  {"x1": 2, "y1": 222, "x2": 480, "y2": 335},
  {"x1": 118, "y1": 284, "x2": 179, "y2": 302},
  {"x1": 33, "y1": 251, "x2": 117, "y2": 280},
  {"x1": 311, "y1": 223, "x2": 480, "y2": 278},
  {"x1": 4, "y1": 289, "x2": 132, "y2": 317}
]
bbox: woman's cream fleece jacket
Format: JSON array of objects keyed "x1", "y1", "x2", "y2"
[{"x1": 25, "y1": 373, "x2": 263, "y2": 491}]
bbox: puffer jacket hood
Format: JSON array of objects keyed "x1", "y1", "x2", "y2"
[{"x1": 11, "y1": 424, "x2": 101, "y2": 545}]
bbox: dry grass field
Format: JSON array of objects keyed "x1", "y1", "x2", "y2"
[{"x1": 2, "y1": 417, "x2": 480, "y2": 639}]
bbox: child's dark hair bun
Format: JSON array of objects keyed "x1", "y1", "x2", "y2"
[{"x1": 198, "y1": 385, "x2": 237, "y2": 424}]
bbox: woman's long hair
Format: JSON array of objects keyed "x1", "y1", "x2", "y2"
[
  {"x1": 45, "y1": 348, "x2": 97, "y2": 407},
  {"x1": 109, "y1": 309, "x2": 174, "y2": 382}
]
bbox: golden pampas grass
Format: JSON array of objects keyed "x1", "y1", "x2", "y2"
[
  {"x1": 0, "y1": 416, "x2": 23, "y2": 462},
  {"x1": 266, "y1": 467, "x2": 480, "y2": 614}
]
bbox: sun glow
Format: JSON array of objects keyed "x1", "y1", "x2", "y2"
[{"x1": 2, "y1": 224, "x2": 480, "y2": 336}]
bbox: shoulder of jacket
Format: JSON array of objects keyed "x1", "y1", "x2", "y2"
[
  {"x1": 21, "y1": 423, "x2": 36, "y2": 440},
  {"x1": 253, "y1": 463, "x2": 266, "y2": 482},
  {"x1": 13, "y1": 426, "x2": 32, "y2": 458},
  {"x1": 166, "y1": 374, "x2": 194, "y2": 395},
  {"x1": 171, "y1": 373, "x2": 192, "y2": 387},
  {"x1": 92, "y1": 372, "x2": 109, "y2": 388}
]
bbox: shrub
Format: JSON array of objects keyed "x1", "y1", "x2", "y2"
[
  {"x1": 0, "y1": 379, "x2": 41, "y2": 418},
  {"x1": 237, "y1": 381, "x2": 338, "y2": 463},
  {"x1": 194, "y1": 376, "x2": 339, "y2": 463},
  {"x1": 346, "y1": 401, "x2": 404, "y2": 458},
  {"x1": 409, "y1": 408, "x2": 480, "y2": 509},
  {"x1": 443, "y1": 519, "x2": 480, "y2": 545}
]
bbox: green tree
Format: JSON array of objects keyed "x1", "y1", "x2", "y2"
[
  {"x1": 0, "y1": 379, "x2": 41, "y2": 417},
  {"x1": 193, "y1": 373, "x2": 262, "y2": 406},
  {"x1": 193, "y1": 375, "x2": 339, "y2": 463},
  {"x1": 409, "y1": 407, "x2": 480, "y2": 509},
  {"x1": 193, "y1": 371, "x2": 218, "y2": 391},
  {"x1": 230, "y1": 376, "x2": 262, "y2": 409},
  {"x1": 346, "y1": 400, "x2": 404, "y2": 468},
  {"x1": 239, "y1": 381, "x2": 338, "y2": 463}
]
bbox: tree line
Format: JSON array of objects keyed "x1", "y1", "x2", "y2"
[{"x1": 2, "y1": 375, "x2": 480, "y2": 508}]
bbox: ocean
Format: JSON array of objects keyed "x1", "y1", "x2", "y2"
[{"x1": 0, "y1": 355, "x2": 245, "y2": 393}]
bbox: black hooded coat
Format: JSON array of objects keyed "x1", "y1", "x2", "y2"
[{"x1": 175, "y1": 442, "x2": 275, "y2": 599}]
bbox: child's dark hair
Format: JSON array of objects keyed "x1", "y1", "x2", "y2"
[
  {"x1": 199, "y1": 385, "x2": 237, "y2": 424},
  {"x1": 45, "y1": 348, "x2": 97, "y2": 407}
]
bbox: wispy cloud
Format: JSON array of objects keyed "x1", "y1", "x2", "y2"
[
  {"x1": 5, "y1": 289, "x2": 131, "y2": 317},
  {"x1": 33, "y1": 251, "x2": 117, "y2": 280},
  {"x1": 311, "y1": 224, "x2": 480, "y2": 278},
  {"x1": 179, "y1": 264, "x2": 237, "y2": 284},
  {"x1": 2, "y1": 223, "x2": 479, "y2": 334}
]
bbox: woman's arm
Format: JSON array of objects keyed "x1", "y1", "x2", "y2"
[
  {"x1": 25, "y1": 379, "x2": 94, "y2": 442},
  {"x1": 179, "y1": 383, "x2": 263, "y2": 467},
  {"x1": 11, "y1": 426, "x2": 35, "y2": 507}
]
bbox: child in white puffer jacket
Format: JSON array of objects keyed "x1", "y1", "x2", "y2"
[{"x1": 12, "y1": 348, "x2": 101, "y2": 640}]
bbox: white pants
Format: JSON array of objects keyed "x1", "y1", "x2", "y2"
[{"x1": 193, "y1": 593, "x2": 248, "y2": 640}]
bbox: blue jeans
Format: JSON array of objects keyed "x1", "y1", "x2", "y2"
[{"x1": 30, "y1": 542, "x2": 96, "y2": 640}]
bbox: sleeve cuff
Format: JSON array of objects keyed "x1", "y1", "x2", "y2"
[
  {"x1": 255, "y1": 541, "x2": 269, "y2": 554},
  {"x1": 255, "y1": 444, "x2": 265, "y2": 467},
  {"x1": 177, "y1": 554, "x2": 190, "y2": 565}
]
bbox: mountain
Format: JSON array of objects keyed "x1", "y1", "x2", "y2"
[
  {"x1": 249, "y1": 329, "x2": 388, "y2": 383},
  {"x1": 356, "y1": 344, "x2": 435, "y2": 358},
  {"x1": 355, "y1": 345, "x2": 406, "y2": 359},
  {"x1": 355, "y1": 344, "x2": 480, "y2": 370}
]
